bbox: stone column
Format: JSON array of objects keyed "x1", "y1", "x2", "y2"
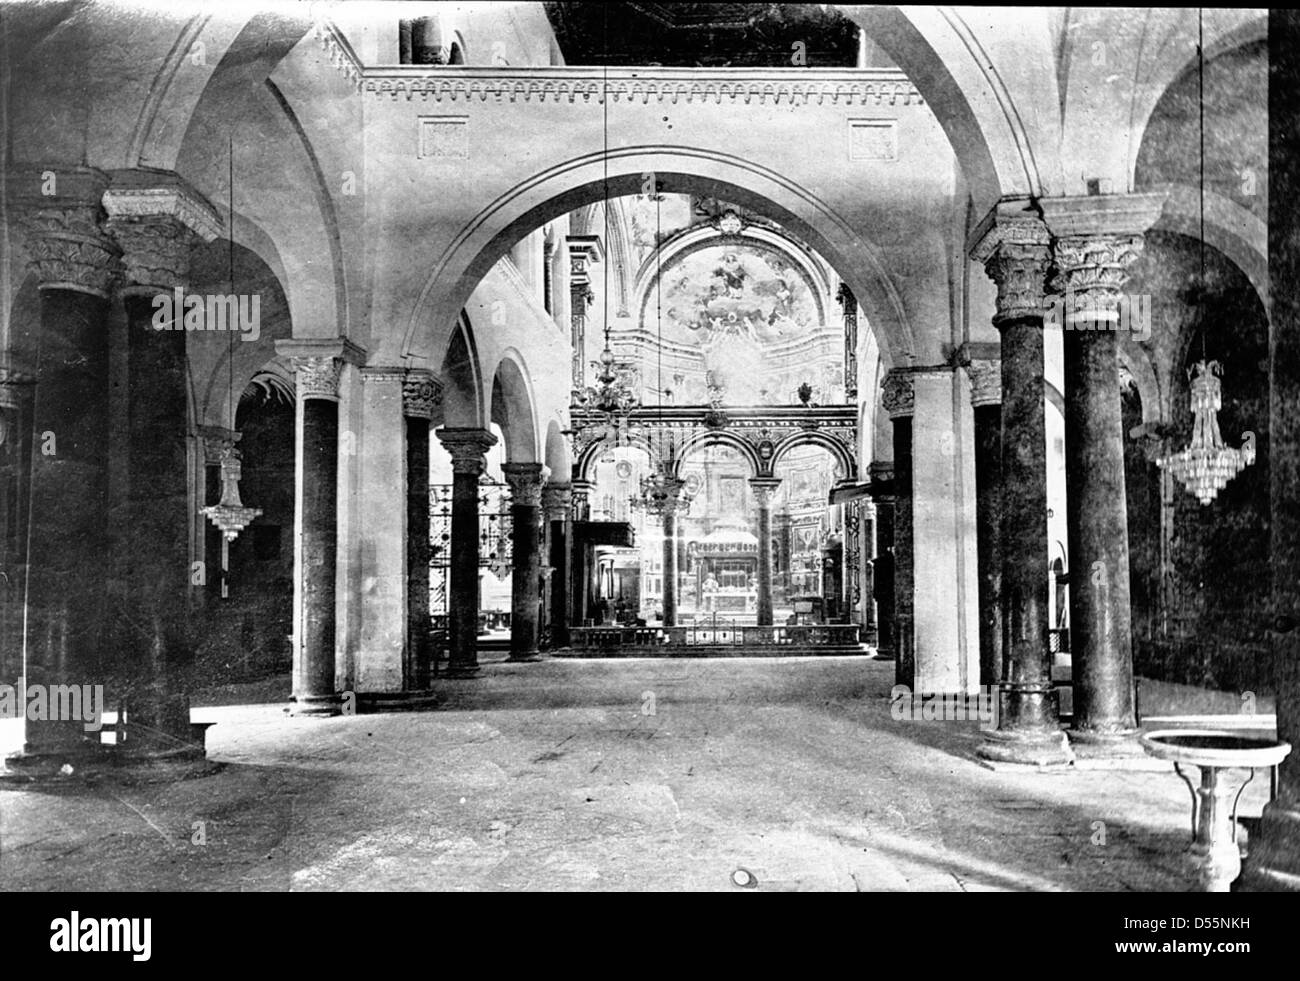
[
  {"x1": 570, "y1": 479, "x2": 593, "y2": 627},
  {"x1": 869, "y1": 461, "x2": 896, "y2": 661},
  {"x1": 1042, "y1": 194, "x2": 1164, "y2": 757},
  {"x1": 0, "y1": 366, "x2": 35, "y2": 688},
  {"x1": 1242, "y1": 13, "x2": 1300, "y2": 888},
  {"x1": 103, "y1": 176, "x2": 221, "y2": 755},
  {"x1": 838, "y1": 283, "x2": 859, "y2": 401},
  {"x1": 542, "y1": 483, "x2": 572, "y2": 648},
  {"x1": 750, "y1": 478, "x2": 781, "y2": 626},
  {"x1": 567, "y1": 236, "x2": 603, "y2": 394},
  {"x1": 965, "y1": 357, "x2": 1003, "y2": 689},
  {"x1": 403, "y1": 370, "x2": 440, "y2": 690},
  {"x1": 436, "y1": 428, "x2": 496, "y2": 677},
  {"x1": 502, "y1": 462, "x2": 545, "y2": 662},
  {"x1": 972, "y1": 204, "x2": 1072, "y2": 766},
  {"x1": 881, "y1": 370, "x2": 914, "y2": 688},
  {"x1": 7, "y1": 167, "x2": 120, "y2": 763},
  {"x1": 285, "y1": 353, "x2": 345, "y2": 714}
]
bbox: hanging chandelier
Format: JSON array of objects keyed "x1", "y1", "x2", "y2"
[
  {"x1": 202, "y1": 445, "x2": 263, "y2": 541},
  {"x1": 1157, "y1": 360, "x2": 1253, "y2": 505},
  {"x1": 575, "y1": 342, "x2": 640, "y2": 443},
  {"x1": 1155, "y1": 14, "x2": 1253, "y2": 508}
]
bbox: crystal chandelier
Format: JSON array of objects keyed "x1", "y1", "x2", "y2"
[
  {"x1": 201, "y1": 445, "x2": 263, "y2": 599},
  {"x1": 1157, "y1": 360, "x2": 1253, "y2": 505}
]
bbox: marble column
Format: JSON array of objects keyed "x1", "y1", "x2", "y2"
[
  {"x1": 838, "y1": 283, "x2": 859, "y2": 401},
  {"x1": 972, "y1": 204, "x2": 1072, "y2": 766},
  {"x1": 436, "y1": 428, "x2": 496, "y2": 677},
  {"x1": 542, "y1": 483, "x2": 572, "y2": 648},
  {"x1": 567, "y1": 236, "x2": 603, "y2": 394},
  {"x1": 502, "y1": 462, "x2": 545, "y2": 662},
  {"x1": 1242, "y1": 14, "x2": 1300, "y2": 888},
  {"x1": 7, "y1": 167, "x2": 119, "y2": 762},
  {"x1": 0, "y1": 366, "x2": 35, "y2": 688},
  {"x1": 103, "y1": 177, "x2": 221, "y2": 755},
  {"x1": 869, "y1": 461, "x2": 896, "y2": 661},
  {"x1": 1042, "y1": 195, "x2": 1164, "y2": 756},
  {"x1": 881, "y1": 370, "x2": 914, "y2": 688},
  {"x1": 570, "y1": 479, "x2": 593, "y2": 628},
  {"x1": 749, "y1": 478, "x2": 781, "y2": 626},
  {"x1": 287, "y1": 354, "x2": 345, "y2": 714},
  {"x1": 403, "y1": 371, "x2": 440, "y2": 690},
  {"x1": 965, "y1": 358, "x2": 1004, "y2": 689},
  {"x1": 641, "y1": 472, "x2": 685, "y2": 627}
]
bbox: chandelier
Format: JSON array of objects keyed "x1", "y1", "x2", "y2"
[
  {"x1": 202, "y1": 445, "x2": 263, "y2": 541},
  {"x1": 1156, "y1": 360, "x2": 1253, "y2": 505},
  {"x1": 1154, "y1": 17, "x2": 1253, "y2": 508},
  {"x1": 576, "y1": 343, "x2": 639, "y2": 440}
]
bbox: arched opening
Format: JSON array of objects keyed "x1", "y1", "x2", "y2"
[{"x1": 772, "y1": 444, "x2": 848, "y2": 623}]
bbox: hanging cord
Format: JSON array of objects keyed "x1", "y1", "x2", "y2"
[{"x1": 1198, "y1": 8, "x2": 1207, "y2": 363}]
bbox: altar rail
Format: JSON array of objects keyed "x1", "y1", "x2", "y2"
[{"x1": 568, "y1": 622, "x2": 862, "y2": 655}]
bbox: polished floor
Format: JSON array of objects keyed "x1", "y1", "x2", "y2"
[{"x1": 0, "y1": 656, "x2": 1271, "y2": 891}]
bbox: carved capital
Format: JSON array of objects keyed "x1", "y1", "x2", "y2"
[
  {"x1": 197, "y1": 425, "x2": 242, "y2": 464},
  {"x1": 16, "y1": 204, "x2": 121, "y2": 298},
  {"x1": 436, "y1": 427, "x2": 496, "y2": 476},
  {"x1": 748, "y1": 478, "x2": 782, "y2": 508},
  {"x1": 104, "y1": 215, "x2": 196, "y2": 292},
  {"x1": 502, "y1": 462, "x2": 545, "y2": 507},
  {"x1": 541, "y1": 483, "x2": 572, "y2": 521},
  {"x1": 964, "y1": 358, "x2": 1002, "y2": 408},
  {"x1": 566, "y1": 234, "x2": 604, "y2": 288},
  {"x1": 880, "y1": 369, "x2": 915, "y2": 420},
  {"x1": 102, "y1": 178, "x2": 221, "y2": 292},
  {"x1": 402, "y1": 369, "x2": 442, "y2": 420},
  {"x1": 836, "y1": 282, "x2": 857, "y2": 314},
  {"x1": 970, "y1": 204, "x2": 1051, "y2": 325},
  {"x1": 291, "y1": 357, "x2": 343, "y2": 401},
  {"x1": 570, "y1": 480, "x2": 594, "y2": 520},
  {"x1": 1049, "y1": 235, "x2": 1145, "y2": 325}
]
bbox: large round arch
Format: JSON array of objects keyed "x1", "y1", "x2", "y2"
[{"x1": 404, "y1": 147, "x2": 918, "y2": 376}]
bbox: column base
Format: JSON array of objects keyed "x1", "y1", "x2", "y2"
[
  {"x1": 872, "y1": 647, "x2": 896, "y2": 661},
  {"x1": 1067, "y1": 727, "x2": 1164, "y2": 768},
  {"x1": 440, "y1": 663, "x2": 481, "y2": 679},
  {"x1": 2, "y1": 740, "x2": 218, "y2": 785},
  {"x1": 354, "y1": 690, "x2": 441, "y2": 713},
  {"x1": 977, "y1": 728, "x2": 1075, "y2": 768},
  {"x1": 290, "y1": 693, "x2": 345, "y2": 717},
  {"x1": 1240, "y1": 797, "x2": 1300, "y2": 891}
]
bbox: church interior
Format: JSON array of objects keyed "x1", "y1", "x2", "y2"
[{"x1": 1, "y1": 1, "x2": 1297, "y2": 896}]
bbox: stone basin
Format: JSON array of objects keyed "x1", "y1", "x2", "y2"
[
  {"x1": 1140, "y1": 729, "x2": 1291, "y2": 769},
  {"x1": 1140, "y1": 728, "x2": 1292, "y2": 892}
]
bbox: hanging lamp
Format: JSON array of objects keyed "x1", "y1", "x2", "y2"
[{"x1": 1156, "y1": 9, "x2": 1253, "y2": 505}]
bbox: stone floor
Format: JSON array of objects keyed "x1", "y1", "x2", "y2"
[{"x1": 0, "y1": 656, "x2": 1276, "y2": 891}]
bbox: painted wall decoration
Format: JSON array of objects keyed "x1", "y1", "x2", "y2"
[{"x1": 638, "y1": 242, "x2": 838, "y2": 404}]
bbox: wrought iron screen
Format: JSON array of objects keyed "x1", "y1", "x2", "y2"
[{"x1": 429, "y1": 477, "x2": 513, "y2": 617}]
